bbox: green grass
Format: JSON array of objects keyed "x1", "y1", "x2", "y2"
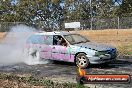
[
  {"x1": 117, "y1": 44, "x2": 132, "y2": 56},
  {"x1": 0, "y1": 73, "x2": 89, "y2": 88}
]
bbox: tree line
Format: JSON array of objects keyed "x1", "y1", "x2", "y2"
[{"x1": 0, "y1": 0, "x2": 132, "y2": 30}]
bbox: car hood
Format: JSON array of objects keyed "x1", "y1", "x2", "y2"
[{"x1": 74, "y1": 42, "x2": 115, "y2": 51}]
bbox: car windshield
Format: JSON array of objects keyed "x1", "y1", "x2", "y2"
[{"x1": 64, "y1": 34, "x2": 90, "y2": 45}]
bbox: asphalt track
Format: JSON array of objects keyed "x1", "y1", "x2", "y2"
[{"x1": 0, "y1": 58, "x2": 132, "y2": 88}]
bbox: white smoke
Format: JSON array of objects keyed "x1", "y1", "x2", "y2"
[{"x1": 0, "y1": 24, "x2": 50, "y2": 65}]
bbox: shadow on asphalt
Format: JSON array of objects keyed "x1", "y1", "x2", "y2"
[
  {"x1": 52, "y1": 60, "x2": 76, "y2": 66},
  {"x1": 87, "y1": 59, "x2": 132, "y2": 69},
  {"x1": 51, "y1": 59, "x2": 132, "y2": 69}
]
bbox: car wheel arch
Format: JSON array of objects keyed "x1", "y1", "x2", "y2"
[
  {"x1": 74, "y1": 52, "x2": 87, "y2": 63},
  {"x1": 74, "y1": 52, "x2": 90, "y2": 68}
]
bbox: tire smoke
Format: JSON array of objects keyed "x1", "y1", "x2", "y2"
[{"x1": 0, "y1": 24, "x2": 50, "y2": 65}]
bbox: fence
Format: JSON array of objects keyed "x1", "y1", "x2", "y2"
[
  {"x1": 0, "y1": 17, "x2": 132, "y2": 32},
  {"x1": 0, "y1": 22, "x2": 26, "y2": 32},
  {"x1": 66, "y1": 17, "x2": 132, "y2": 30}
]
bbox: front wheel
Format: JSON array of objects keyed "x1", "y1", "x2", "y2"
[{"x1": 75, "y1": 53, "x2": 89, "y2": 69}]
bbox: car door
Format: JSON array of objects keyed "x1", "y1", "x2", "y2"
[
  {"x1": 38, "y1": 35, "x2": 53, "y2": 59},
  {"x1": 51, "y1": 35, "x2": 72, "y2": 62}
]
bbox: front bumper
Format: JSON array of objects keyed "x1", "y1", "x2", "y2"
[{"x1": 87, "y1": 55, "x2": 116, "y2": 64}]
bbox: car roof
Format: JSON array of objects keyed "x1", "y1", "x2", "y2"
[{"x1": 34, "y1": 31, "x2": 72, "y2": 36}]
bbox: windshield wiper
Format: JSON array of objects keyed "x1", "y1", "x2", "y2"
[
  {"x1": 75, "y1": 40, "x2": 90, "y2": 44},
  {"x1": 84, "y1": 40, "x2": 90, "y2": 43}
]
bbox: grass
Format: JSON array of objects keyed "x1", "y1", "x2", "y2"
[
  {"x1": 75, "y1": 29, "x2": 132, "y2": 56},
  {"x1": 0, "y1": 73, "x2": 88, "y2": 88},
  {"x1": 117, "y1": 44, "x2": 132, "y2": 56},
  {"x1": 0, "y1": 29, "x2": 132, "y2": 56},
  {"x1": 75, "y1": 29, "x2": 132, "y2": 43}
]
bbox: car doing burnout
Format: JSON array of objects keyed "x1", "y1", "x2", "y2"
[{"x1": 25, "y1": 31, "x2": 117, "y2": 68}]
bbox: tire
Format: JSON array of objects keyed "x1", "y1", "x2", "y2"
[
  {"x1": 24, "y1": 48, "x2": 41, "y2": 61},
  {"x1": 34, "y1": 51, "x2": 41, "y2": 61},
  {"x1": 75, "y1": 53, "x2": 89, "y2": 69}
]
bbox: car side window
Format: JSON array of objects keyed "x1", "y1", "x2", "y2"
[
  {"x1": 27, "y1": 35, "x2": 53, "y2": 45},
  {"x1": 42, "y1": 35, "x2": 53, "y2": 45},
  {"x1": 53, "y1": 35, "x2": 67, "y2": 46},
  {"x1": 27, "y1": 35, "x2": 38, "y2": 44},
  {"x1": 64, "y1": 35, "x2": 75, "y2": 43}
]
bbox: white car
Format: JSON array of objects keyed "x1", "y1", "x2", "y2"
[{"x1": 25, "y1": 31, "x2": 117, "y2": 68}]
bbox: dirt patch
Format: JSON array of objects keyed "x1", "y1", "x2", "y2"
[
  {"x1": 75, "y1": 29, "x2": 132, "y2": 43},
  {"x1": 0, "y1": 32, "x2": 6, "y2": 41},
  {"x1": 0, "y1": 73, "x2": 87, "y2": 88},
  {"x1": 0, "y1": 29, "x2": 131, "y2": 43}
]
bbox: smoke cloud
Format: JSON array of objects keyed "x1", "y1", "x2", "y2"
[{"x1": 0, "y1": 24, "x2": 50, "y2": 65}]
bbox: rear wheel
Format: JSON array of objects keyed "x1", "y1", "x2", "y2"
[
  {"x1": 24, "y1": 48, "x2": 41, "y2": 60},
  {"x1": 34, "y1": 51, "x2": 41, "y2": 61},
  {"x1": 75, "y1": 53, "x2": 89, "y2": 69}
]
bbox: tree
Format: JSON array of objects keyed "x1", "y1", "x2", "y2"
[
  {"x1": 0, "y1": 0, "x2": 22, "y2": 22},
  {"x1": 1, "y1": 0, "x2": 131, "y2": 31},
  {"x1": 117, "y1": 0, "x2": 132, "y2": 17}
]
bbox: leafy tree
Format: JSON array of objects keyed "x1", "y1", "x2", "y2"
[
  {"x1": 0, "y1": 0, "x2": 22, "y2": 22},
  {"x1": 116, "y1": 0, "x2": 132, "y2": 17},
  {"x1": 0, "y1": 0, "x2": 132, "y2": 31}
]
